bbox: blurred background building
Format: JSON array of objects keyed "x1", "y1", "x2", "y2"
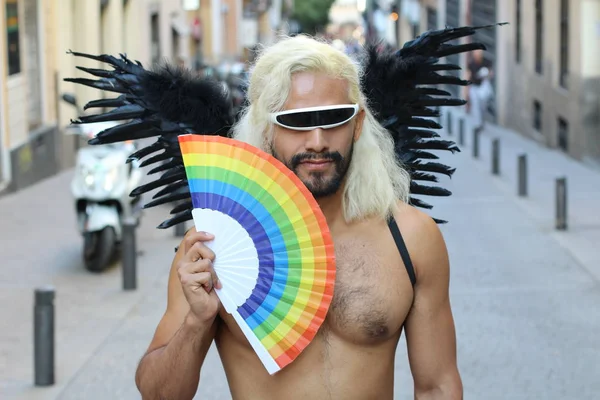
[
  {"x1": 375, "y1": 0, "x2": 600, "y2": 168},
  {"x1": 1, "y1": 0, "x2": 598, "y2": 195},
  {"x1": 0, "y1": 0, "x2": 288, "y2": 194}
]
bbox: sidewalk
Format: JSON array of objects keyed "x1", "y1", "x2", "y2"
[
  {"x1": 442, "y1": 107, "x2": 600, "y2": 281},
  {"x1": 0, "y1": 168, "x2": 185, "y2": 400}
]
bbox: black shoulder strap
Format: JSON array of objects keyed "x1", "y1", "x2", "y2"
[{"x1": 388, "y1": 216, "x2": 416, "y2": 287}]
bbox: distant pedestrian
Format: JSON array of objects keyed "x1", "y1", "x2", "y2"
[{"x1": 467, "y1": 49, "x2": 494, "y2": 134}]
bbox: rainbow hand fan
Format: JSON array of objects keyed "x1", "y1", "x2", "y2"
[{"x1": 178, "y1": 134, "x2": 336, "y2": 375}]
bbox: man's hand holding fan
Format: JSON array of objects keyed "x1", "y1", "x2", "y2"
[{"x1": 177, "y1": 230, "x2": 222, "y2": 326}]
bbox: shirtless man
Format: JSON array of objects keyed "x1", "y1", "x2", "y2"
[{"x1": 135, "y1": 36, "x2": 463, "y2": 400}]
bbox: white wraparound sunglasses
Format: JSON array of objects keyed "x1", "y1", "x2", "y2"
[{"x1": 269, "y1": 104, "x2": 359, "y2": 131}]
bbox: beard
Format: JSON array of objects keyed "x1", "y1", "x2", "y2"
[{"x1": 272, "y1": 142, "x2": 354, "y2": 198}]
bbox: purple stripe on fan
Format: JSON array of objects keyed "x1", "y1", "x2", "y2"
[{"x1": 190, "y1": 192, "x2": 277, "y2": 319}]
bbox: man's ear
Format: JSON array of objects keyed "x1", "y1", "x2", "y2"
[{"x1": 353, "y1": 109, "x2": 366, "y2": 142}]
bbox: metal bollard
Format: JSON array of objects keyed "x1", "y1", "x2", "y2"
[
  {"x1": 518, "y1": 154, "x2": 528, "y2": 197},
  {"x1": 473, "y1": 129, "x2": 480, "y2": 158},
  {"x1": 122, "y1": 219, "x2": 137, "y2": 290},
  {"x1": 459, "y1": 118, "x2": 465, "y2": 146},
  {"x1": 34, "y1": 287, "x2": 55, "y2": 386},
  {"x1": 492, "y1": 138, "x2": 500, "y2": 175},
  {"x1": 175, "y1": 221, "x2": 186, "y2": 237},
  {"x1": 447, "y1": 111, "x2": 453, "y2": 135},
  {"x1": 556, "y1": 177, "x2": 568, "y2": 230}
]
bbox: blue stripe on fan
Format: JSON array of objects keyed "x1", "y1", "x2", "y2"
[{"x1": 188, "y1": 180, "x2": 293, "y2": 328}]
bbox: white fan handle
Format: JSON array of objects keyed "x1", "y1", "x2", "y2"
[
  {"x1": 215, "y1": 287, "x2": 238, "y2": 314},
  {"x1": 192, "y1": 208, "x2": 252, "y2": 315}
]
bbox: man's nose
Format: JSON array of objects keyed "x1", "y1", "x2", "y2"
[{"x1": 305, "y1": 128, "x2": 328, "y2": 153}]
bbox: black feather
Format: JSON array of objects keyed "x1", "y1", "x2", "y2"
[
  {"x1": 139, "y1": 151, "x2": 176, "y2": 168},
  {"x1": 129, "y1": 172, "x2": 184, "y2": 197},
  {"x1": 75, "y1": 65, "x2": 117, "y2": 79},
  {"x1": 160, "y1": 165, "x2": 186, "y2": 180},
  {"x1": 127, "y1": 140, "x2": 167, "y2": 162},
  {"x1": 63, "y1": 77, "x2": 129, "y2": 93},
  {"x1": 148, "y1": 158, "x2": 182, "y2": 175},
  {"x1": 153, "y1": 180, "x2": 189, "y2": 199},
  {"x1": 77, "y1": 104, "x2": 146, "y2": 123},
  {"x1": 435, "y1": 42, "x2": 486, "y2": 58},
  {"x1": 143, "y1": 190, "x2": 191, "y2": 209},
  {"x1": 428, "y1": 64, "x2": 462, "y2": 72},
  {"x1": 411, "y1": 171, "x2": 439, "y2": 182},
  {"x1": 410, "y1": 161, "x2": 457, "y2": 177},
  {"x1": 409, "y1": 197, "x2": 434, "y2": 209},
  {"x1": 84, "y1": 95, "x2": 130, "y2": 110},
  {"x1": 361, "y1": 22, "x2": 507, "y2": 222},
  {"x1": 404, "y1": 129, "x2": 441, "y2": 139},
  {"x1": 410, "y1": 182, "x2": 453, "y2": 197},
  {"x1": 170, "y1": 201, "x2": 193, "y2": 215},
  {"x1": 88, "y1": 119, "x2": 159, "y2": 144},
  {"x1": 139, "y1": 64, "x2": 233, "y2": 135},
  {"x1": 406, "y1": 139, "x2": 460, "y2": 152},
  {"x1": 157, "y1": 209, "x2": 193, "y2": 229},
  {"x1": 409, "y1": 150, "x2": 439, "y2": 160}
]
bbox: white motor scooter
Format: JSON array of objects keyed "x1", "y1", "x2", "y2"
[{"x1": 63, "y1": 94, "x2": 144, "y2": 272}]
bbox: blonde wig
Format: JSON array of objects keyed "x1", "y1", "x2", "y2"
[{"x1": 232, "y1": 34, "x2": 411, "y2": 223}]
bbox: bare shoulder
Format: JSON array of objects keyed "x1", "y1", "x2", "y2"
[{"x1": 392, "y1": 201, "x2": 450, "y2": 282}]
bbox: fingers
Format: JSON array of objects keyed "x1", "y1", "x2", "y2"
[
  {"x1": 178, "y1": 228, "x2": 222, "y2": 291},
  {"x1": 178, "y1": 259, "x2": 222, "y2": 290},
  {"x1": 185, "y1": 241, "x2": 216, "y2": 263},
  {"x1": 183, "y1": 229, "x2": 215, "y2": 252},
  {"x1": 181, "y1": 271, "x2": 214, "y2": 292}
]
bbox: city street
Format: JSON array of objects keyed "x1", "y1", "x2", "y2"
[{"x1": 1, "y1": 113, "x2": 599, "y2": 399}]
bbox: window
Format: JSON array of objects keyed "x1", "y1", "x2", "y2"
[
  {"x1": 533, "y1": 100, "x2": 542, "y2": 131},
  {"x1": 535, "y1": 0, "x2": 543, "y2": 74},
  {"x1": 24, "y1": 0, "x2": 42, "y2": 129},
  {"x1": 559, "y1": 0, "x2": 569, "y2": 88},
  {"x1": 100, "y1": 0, "x2": 108, "y2": 52},
  {"x1": 5, "y1": 0, "x2": 21, "y2": 76},
  {"x1": 427, "y1": 6, "x2": 437, "y2": 31},
  {"x1": 444, "y1": 2, "x2": 460, "y2": 97},
  {"x1": 515, "y1": 0, "x2": 521, "y2": 63},
  {"x1": 558, "y1": 117, "x2": 568, "y2": 152},
  {"x1": 150, "y1": 13, "x2": 160, "y2": 65},
  {"x1": 411, "y1": 23, "x2": 419, "y2": 40},
  {"x1": 172, "y1": 27, "x2": 180, "y2": 61}
]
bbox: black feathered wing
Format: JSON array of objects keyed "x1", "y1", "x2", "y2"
[
  {"x1": 64, "y1": 51, "x2": 234, "y2": 228},
  {"x1": 360, "y1": 23, "x2": 506, "y2": 223}
]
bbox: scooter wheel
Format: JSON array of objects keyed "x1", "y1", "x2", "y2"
[{"x1": 83, "y1": 227, "x2": 116, "y2": 272}]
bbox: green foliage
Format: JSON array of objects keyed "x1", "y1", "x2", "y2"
[{"x1": 292, "y1": 0, "x2": 337, "y2": 34}]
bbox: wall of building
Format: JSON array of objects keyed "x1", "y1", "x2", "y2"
[
  {"x1": 400, "y1": 0, "x2": 598, "y2": 165},
  {"x1": 0, "y1": 0, "x2": 193, "y2": 194},
  {"x1": 200, "y1": 0, "x2": 214, "y2": 65},
  {"x1": 496, "y1": 0, "x2": 590, "y2": 162},
  {"x1": 0, "y1": 0, "x2": 284, "y2": 194},
  {"x1": 4, "y1": 0, "x2": 28, "y2": 152},
  {"x1": 579, "y1": 0, "x2": 600, "y2": 164},
  {"x1": 0, "y1": 0, "x2": 63, "y2": 192},
  {"x1": 0, "y1": 1, "x2": 10, "y2": 185}
]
